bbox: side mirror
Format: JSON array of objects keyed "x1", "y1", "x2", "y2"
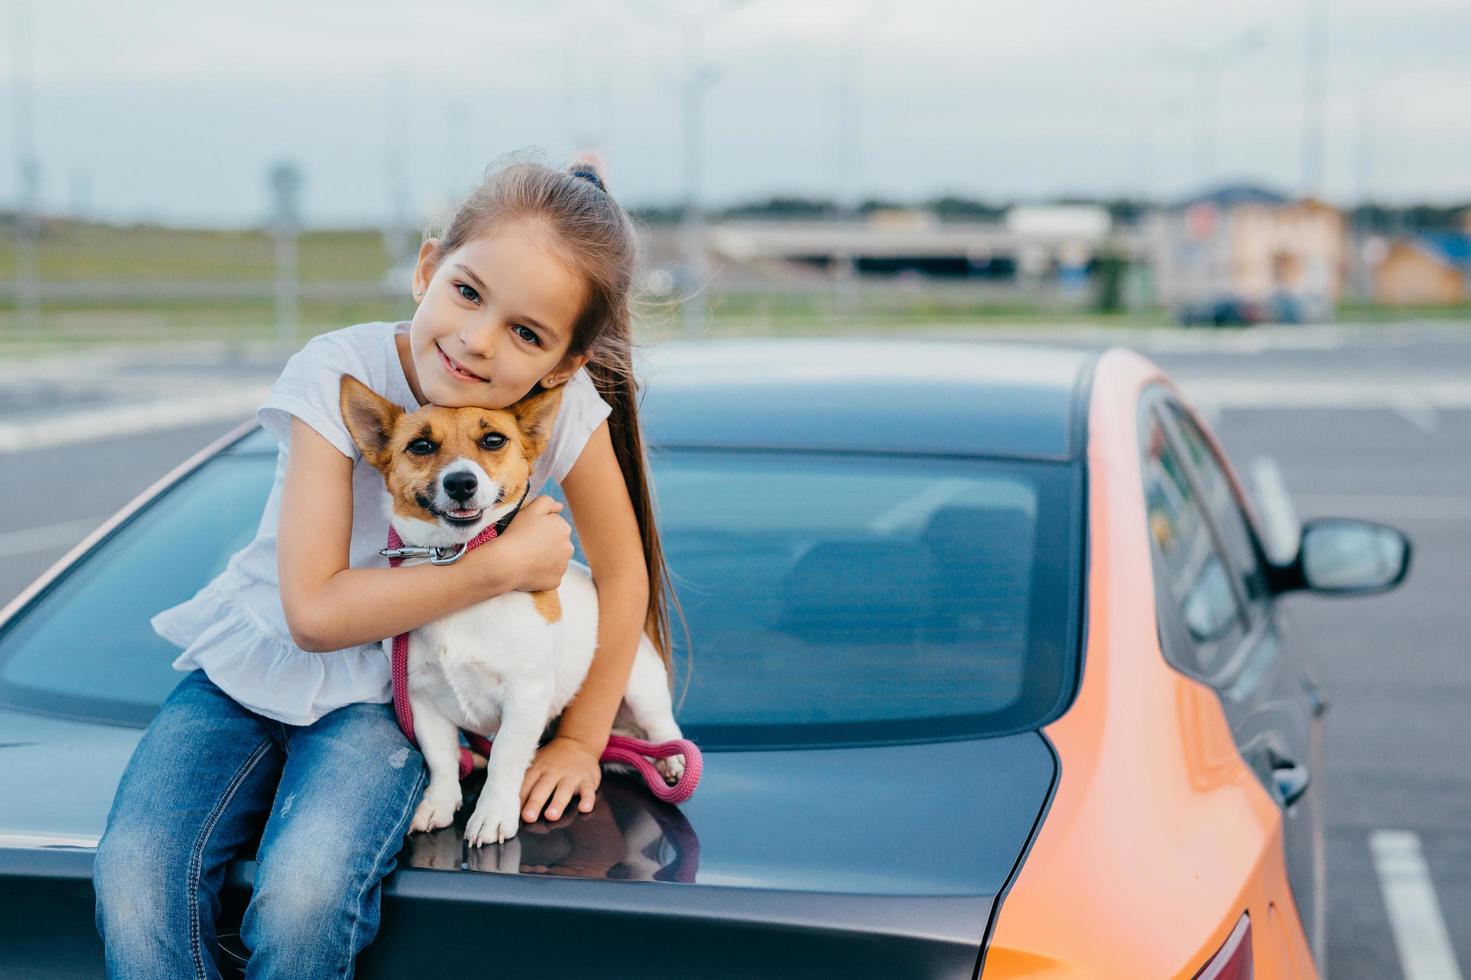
[{"x1": 1277, "y1": 518, "x2": 1412, "y2": 596}]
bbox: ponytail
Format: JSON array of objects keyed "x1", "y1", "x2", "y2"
[{"x1": 585, "y1": 354, "x2": 691, "y2": 701}]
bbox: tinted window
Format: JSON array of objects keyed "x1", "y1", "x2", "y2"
[
  {"x1": 0, "y1": 440, "x2": 1083, "y2": 746},
  {"x1": 1141, "y1": 408, "x2": 1244, "y2": 676},
  {"x1": 1165, "y1": 403, "x2": 1268, "y2": 608},
  {"x1": 621, "y1": 450, "x2": 1081, "y2": 746}
]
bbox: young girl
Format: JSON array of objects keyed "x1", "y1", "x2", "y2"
[{"x1": 92, "y1": 156, "x2": 680, "y2": 978}]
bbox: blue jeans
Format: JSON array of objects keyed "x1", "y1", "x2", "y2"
[{"x1": 93, "y1": 669, "x2": 427, "y2": 979}]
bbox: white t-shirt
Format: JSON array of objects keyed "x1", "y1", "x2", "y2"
[{"x1": 150, "y1": 320, "x2": 612, "y2": 725}]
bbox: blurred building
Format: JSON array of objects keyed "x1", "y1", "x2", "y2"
[
  {"x1": 697, "y1": 206, "x2": 1139, "y2": 287},
  {"x1": 1370, "y1": 212, "x2": 1471, "y2": 306},
  {"x1": 1147, "y1": 185, "x2": 1347, "y2": 323}
]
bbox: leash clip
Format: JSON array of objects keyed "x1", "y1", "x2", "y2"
[{"x1": 379, "y1": 542, "x2": 471, "y2": 565}]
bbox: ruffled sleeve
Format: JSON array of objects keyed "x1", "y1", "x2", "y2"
[{"x1": 256, "y1": 332, "x2": 367, "y2": 461}]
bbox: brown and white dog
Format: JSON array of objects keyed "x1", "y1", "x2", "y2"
[{"x1": 339, "y1": 375, "x2": 685, "y2": 847}]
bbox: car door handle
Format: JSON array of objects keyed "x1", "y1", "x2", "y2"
[{"x1": 1272, "y1": 759, "x2": 1311, "y2": 808}]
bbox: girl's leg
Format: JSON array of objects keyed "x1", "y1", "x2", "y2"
[
  {"x1": 240, "y1": 700, "x2": 425, "y2": 980},
  {"x1": 93, "y1": 669, "x2": 283, "y2": 980}
]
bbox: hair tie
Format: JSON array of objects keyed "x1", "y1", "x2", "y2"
[{"x1": 570, "y1": 167, "x2": 607, "y2": 193}]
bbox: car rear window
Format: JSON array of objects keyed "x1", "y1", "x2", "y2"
[{"x1": 0, "y1": 436, "x2": 1084, "y2": 746}]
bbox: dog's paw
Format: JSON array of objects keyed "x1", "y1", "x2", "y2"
[
  {"x1": 465, "y1": 791, "x2": 522, "y2": 847},
  {"x1": 409, "y1": 781, "x2": 462, "y2": 834},
  {"x1": 656, "y1": 753, "x2": 685, "y2": 785}
]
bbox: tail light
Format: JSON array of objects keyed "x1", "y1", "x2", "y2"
[{"x1": 1193, "y1": 913, "x2": 1252, "y2": 980}]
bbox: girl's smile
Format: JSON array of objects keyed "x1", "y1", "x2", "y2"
[{"x1": 436, "y1": 342, "x2": 490, "y2": 384}]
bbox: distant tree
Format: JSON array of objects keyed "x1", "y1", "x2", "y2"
[
  {"x1": 928, "y1": 196, "x2": 1007, "y2": 222},
  {"x1": 631, "y1": 195, "x2": 1471, "y2": 233},
  {"x1": 857, "y1": 197, "x2": 908, "y2": 215},
  {"x1": 1347, "y1": 203, "x2": 1471, "y2": 235},
  {"x1": 1092, "y1": 248, "x2": 1129, "y2": 313},
  {"x1": 1053, "y1": 195, "x2": 1153, "y2": 225},
  {"x1": 1402, "y1": 204, "x2": 1470, "y2": 233},
  {"x1": 628, "y1": 204, "x2": 685, "y2": 225},
  {"x1": 720, "y1": 196, "x2": 833, "y2": 219}
]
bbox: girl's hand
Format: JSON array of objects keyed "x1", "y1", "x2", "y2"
[
  {"x1": 520, "y1": 736, "x2": 601, "y2": 823},
  {"x1": 475, "y1": 495, "x2": 573, "y2": 593}
]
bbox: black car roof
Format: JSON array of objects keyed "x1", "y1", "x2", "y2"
[
  {"x1": 636, "y1": 339, "x2": 1095, "y2": 461},
  {"x1": 225, "y1": 338, "x2": 1097, "y2": 462}
]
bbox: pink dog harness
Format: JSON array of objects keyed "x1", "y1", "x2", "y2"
[{"x1": 382, "y1": 522, "x2": 702, "y2": 806}]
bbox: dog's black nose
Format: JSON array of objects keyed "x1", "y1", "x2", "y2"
[{"x1": 443, "y1": 471, "x2": 478, "y2": 502}]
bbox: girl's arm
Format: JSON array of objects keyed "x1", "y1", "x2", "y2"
[
  {"x1": 519, "y1": 420, "x2": 649, "y2": 823},
  {"x1": 278, "y1": 417, "x2": 573, "y2": 652}
]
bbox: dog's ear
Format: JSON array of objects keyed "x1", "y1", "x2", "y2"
[
  {"x1": 339, "y1": 375, "x2": 402, "y2": 470},
  {"x1": 508, "y1": 384, "x2": 565, "y2": 463}
]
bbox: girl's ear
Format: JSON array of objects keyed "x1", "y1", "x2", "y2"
[
  {"x1": 541, "y1": 352, "x2": 590, "y2": 388},
  {"x1": 412, "y1": 239, "x2": 441, "y2": 301},
  {"x1": 340, "y1": 375, "x2": 402, "y2": 470}
]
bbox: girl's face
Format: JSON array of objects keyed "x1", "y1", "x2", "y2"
[{"x1": 406, "y1": 219, "x2": 589, "y2": 410}]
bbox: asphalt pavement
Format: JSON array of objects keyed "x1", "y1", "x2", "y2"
[{"x1": 1, "y1": 320, "x2": 1467, "y2": 979}]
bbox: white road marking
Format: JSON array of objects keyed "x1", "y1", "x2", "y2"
[
  {"x1": 0, "y1": 517, "x2": 106, "y2": 558},
  {"x1": 0, "y1": 832, "x2": 102, "y2": 849},
  {"x1": 1369, "y1": 830, "x2": 1465, "y2": 980},
  {"x1": 1293, "y1": 493, "x2": 1471, "y2": 523},
  {"x1": 0, "y1": 385, "x2": 269, "y2": 454},
  {"x1": 1248, "y1": 456, "x2": 1300, "y2": 564},
  {"x1": 1176, "y1": 376, "x2": 1471, "y2": 412},
  {"x1": 1139, "y1": 323, "x2": 1350, "y2": 353},
  {"x1": 939, "y1": 322, "x2": 1360, "y2": 351},
  {"x1": 1391, "y1": 393, "x2": 1443, "y2": 434}
]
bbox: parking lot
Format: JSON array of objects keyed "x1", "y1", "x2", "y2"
[{"x1": 1, "y1": 321, "x2": 1466, "y2": 979}]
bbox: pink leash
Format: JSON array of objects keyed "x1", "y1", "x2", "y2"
[{"x1": 384, "y1": 524, "x2": 702, "y2": 806}]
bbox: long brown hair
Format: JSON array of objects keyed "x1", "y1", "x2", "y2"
[{"x1": 424, "y1": 152, "x2": 689, "y2": 695}]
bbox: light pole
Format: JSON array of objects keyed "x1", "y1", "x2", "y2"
[
  {"x1": 832, "y1": 2, "x2": 890, "y2": 220},
  {"x1": 11, "y1": 0, "x2": 41, "y2": 332},
  {"x1": 1301, "y1": 0, "x2": 1329, "y2": 196},
  {"x1": 269, "y1": 163, "x2": 303, "y2": 355},
  {"x1": 829, "y1": 2, "x2": 891, "y2": 314},
  {"x1": 383, "y1": 69, "x2": 414, "y2": 277},
  {"x1": 678, "y1": 12, "x2": 719, "y2": 338},
  {"x1": 631, "y1": 0, "x2": 749, "y2": 337},
  {"x1": 1160, "y1": 27, "x2": 1267, "y2": 190},
  {"x1": 1127, "y1": 96, "x2": 1187, "y2": 202}
]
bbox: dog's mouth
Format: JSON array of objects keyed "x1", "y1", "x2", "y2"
[{"x1": 441, "y1": 507, "x2": 484, "y2": 526}]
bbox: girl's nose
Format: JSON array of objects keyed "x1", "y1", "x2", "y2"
[{"x1": 457, "y1": 327, "x2": 496, "y2": 362}]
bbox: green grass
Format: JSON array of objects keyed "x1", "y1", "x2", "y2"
[
  {"x1": 0, "y1": 219, "x2": 1465, "y2": 358},
  {"x1": 0, "y1": 222, "x2": 391, "y2": 283}
]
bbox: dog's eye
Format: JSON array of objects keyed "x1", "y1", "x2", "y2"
[
  {"x1": 406, "y1": 438, "x2": 436, "y2": 455},
  {"x1": 479, "y1": 433, "x2": 507, "y2": 450}
]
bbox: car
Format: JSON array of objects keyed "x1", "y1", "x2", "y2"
[
  {"x1": 1178, "y1": 291, "x2": 1325, "y2": 328},
  {"x1": 0, "y1": 339, "x2": 1410, "y2": 978},
  {"x1": 1178, "y1": 295, "x2": 1267, "y2": 328}
]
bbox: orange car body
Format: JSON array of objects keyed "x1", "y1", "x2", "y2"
[{"x1": 983, "y1": 349, "x2": 1319, "y2": 979}]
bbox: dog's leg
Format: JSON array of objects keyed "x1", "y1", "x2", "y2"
[
  {"x1": 618, "y1": 641, "x2": 687, "y2": 784},
  {"x1": 408, "y1": 697, "x2": 464, "y2": 834},
  {"x1": 464, "y1": 687, "x2": 552, "y2": 847}
]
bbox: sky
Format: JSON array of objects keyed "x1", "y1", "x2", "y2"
[{"x1": 3, "y1": 0, "x2": 1469, "y2": 228}]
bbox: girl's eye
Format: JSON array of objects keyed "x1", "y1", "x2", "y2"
[
  {"x1": 480, "y1": 433, "x2": 507, "y2": 451},
  {"x1": 456, "y1": 283, "x2": 480, "y2": 303},
  {"x1": 407, "y1": 438, "x2": 436, "y2": 455},
  {"x1": 513, "y1": 325, "x2": 542, "y2": 347}
]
